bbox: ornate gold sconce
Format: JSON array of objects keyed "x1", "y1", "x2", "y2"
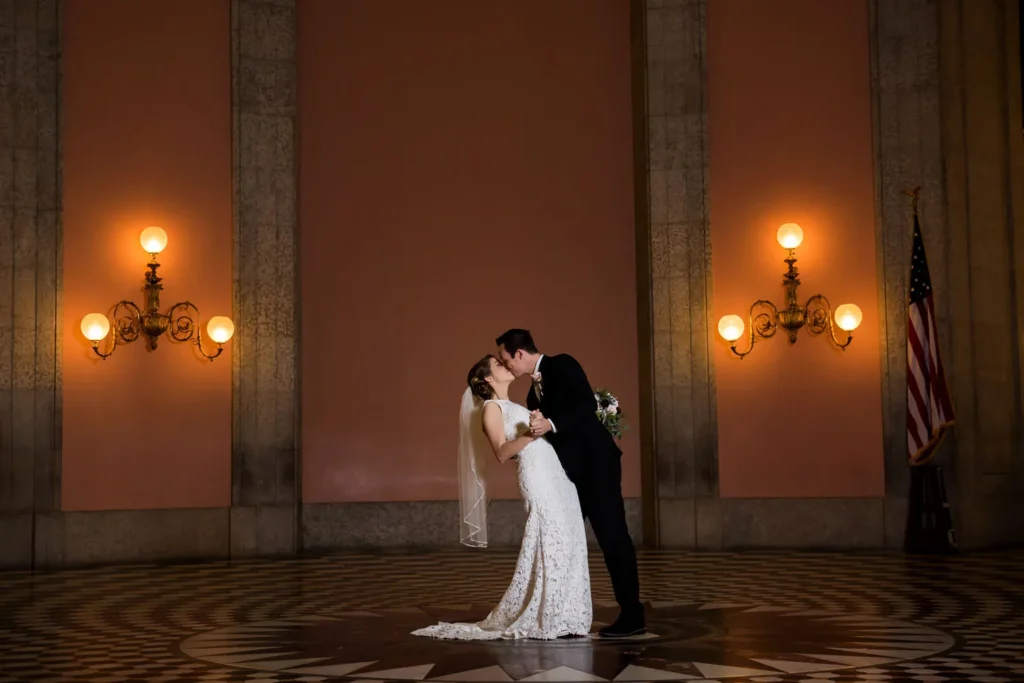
[
  {"x1": 717, "y1": 223, "x2": 863, "y2": 359},
  {"x1": 80, "y1": 226, "x2": 235, "y2": 361}
]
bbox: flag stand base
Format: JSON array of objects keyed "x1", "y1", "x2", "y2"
[{"x1": 904, "y1": 464, "x2": 958, "y2": 554}]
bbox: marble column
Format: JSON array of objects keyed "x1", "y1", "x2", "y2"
[
  {"x1": 936, "y1": 0, "x2": 1024, "y2": 547},
  {"x1": 229, "y1": 0, "x2": 300, "y2": 557},
  {"x1": 870, "y1": 0, "x2": 1024, "y2": 548},
  {"x1": 868, "y1": 0, "x2": 947, "y2": 546},
  {"x1": 0, "y1": 0, "x2": 62, "y2": 568},
  {"x1": 634, "y1": 0, "x2": 720, "y2": 548}
]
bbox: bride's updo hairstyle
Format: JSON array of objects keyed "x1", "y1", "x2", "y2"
[{"x1": 467, "y1": 355, "x2": 496, "y2": 402}]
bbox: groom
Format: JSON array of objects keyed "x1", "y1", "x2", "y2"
[{"x1": 496, "y1": 329, "x2": 645, "y2": 637}]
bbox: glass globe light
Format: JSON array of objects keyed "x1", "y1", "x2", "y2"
[
  {"x1": 207, "y1": 316, "x2": 235, "y2": 344},
  {"x1": 718, "y1": 314, "x2": 744, "y2": 342},
  {"x1": 835, "y1": 304, "x2": 863, "y2": 332},
  {"x1": 81, "y1": 313, "x2": 110, "y2": 342},
  {"x1": 776, "y1": 222, "x2": 804, "y2": 250},
  {"x1": 139, "y1": 226, "x2": 168, "y2": 255}
]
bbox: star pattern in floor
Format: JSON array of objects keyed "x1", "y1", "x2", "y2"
[
  {"x1": 178, "y1": 603, "x2": 956, "y2": 679},
  {"x1": 1, "y1": 549, "x2": 1022, "y2": 682}
]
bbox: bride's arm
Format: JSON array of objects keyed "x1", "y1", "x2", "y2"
[{"x1": 482, "y1": 402, "x2": 534, "y2": 464}]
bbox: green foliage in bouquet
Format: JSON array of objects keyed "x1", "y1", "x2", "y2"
[{"x1": 594, "y1": 388, "x2": 627, "y2": 440}]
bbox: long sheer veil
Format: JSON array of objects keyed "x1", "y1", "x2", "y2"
[{"x1": 458, "y1": 387, "x2": 489, "y2": 547}]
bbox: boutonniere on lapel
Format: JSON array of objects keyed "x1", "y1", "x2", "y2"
[{"x1": 531, "y1": 372, "x2": 544, "y2": 397}]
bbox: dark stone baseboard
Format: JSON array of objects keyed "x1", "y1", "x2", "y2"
[
  {"x1": 0, "y1": 500, "x2": 644, "y2": 569},
  {"x1": 0, "y1": 513, "x2": 33, "y2": 568},
  {"x1": 1, "y1": 506, "x2": 298, "y2": 569},
  {"x1": 958, "y1": 496, "x2": 1024, "y2": 549},
  {"x1": 230, "y1": 505, "x2": 298, "y2": 558},
  {"x1": 658, "y1": 497, "x2": 893, "y2": 549},
  {"x1": 28, "y1": 508, "x2": 230, "y2": 568},
  {"x1": 0, "y1": 496, "x2": 968, "y2": 569},
  {"x1": 301, "y1": 499, "x2": 646, "y2": 551}
]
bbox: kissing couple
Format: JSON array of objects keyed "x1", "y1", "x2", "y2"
[{"x1": 412, "y1": 329, "x2": 645, "y2": 641}]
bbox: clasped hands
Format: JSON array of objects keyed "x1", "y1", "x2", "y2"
[{"x1": 529, "y1": 410, "x2": 552, "y2": 437}]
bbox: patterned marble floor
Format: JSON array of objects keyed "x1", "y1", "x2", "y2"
[{"x1": 1, "y1": 549, "x2": 1022, "y2": 683}]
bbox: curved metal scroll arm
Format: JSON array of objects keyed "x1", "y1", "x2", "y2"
[
  {"x1": 730, "y1": 299, "x2": 780, "y2": 359},
  {"x1": 91, "y1": 301, "x2": 143, "y2": 360},
  {"x1": 168, "y1": 300, "x2": 224, "y2": 361},
  {"x1": 804, "y1": 293, "x2": 852, "y2": 350}
]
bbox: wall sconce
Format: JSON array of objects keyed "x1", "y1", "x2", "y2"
[
  {"x1": 80, "y1": 226, "x2": 235, "y2": 361},
  {"x1": 717, "y1": 223, "x2": 862, "y2": 359}
]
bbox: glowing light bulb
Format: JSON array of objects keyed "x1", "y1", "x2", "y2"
[
  {"x1": 776, "y1": 223, "x2": 804, "y2": 250},
  {"x1": 207, "y1": 316, "x2": 235, "y2": 344},
  {"x1": 81, "y1": 313, "x2": 110, "y2": 342},
  {"x1": 139, "y1": 226, "x2": 168, "y2": 254},
  {"x1": 835, "y1": 304, "x2": 863, "y2": 332},
  {"x1": 718, "y1": 314, "x2": 744, "y2": 342}
]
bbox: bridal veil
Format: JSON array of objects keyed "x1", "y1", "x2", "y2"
[{"x1": 458, "y1": 388, "x2": 489, "y2": 547}]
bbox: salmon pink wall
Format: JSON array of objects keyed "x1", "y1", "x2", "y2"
[
  {"x1": 299, "y1": 0, "x2": 639, "y2": 502},
  {"x1": 62, "y1": 0, "x2": 233, "y2": 511},
  {"x1": 707, "y1": 0, "x2": 885, "y2": 498}
]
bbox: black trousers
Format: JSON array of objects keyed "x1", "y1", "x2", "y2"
[{"x1": 571, "y1": 456, "x2": 642, "y2": 613}]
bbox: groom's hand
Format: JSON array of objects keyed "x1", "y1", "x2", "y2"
[{"x1": 530, "y1": 411, "x2": 553, "y2": 436}]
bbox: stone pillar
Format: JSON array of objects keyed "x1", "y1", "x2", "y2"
[
  {"x1": 634, "y1": 0, "x2": 720, "y2": 548},
  {"x1": 937, "y1": 0, "x2": 1024, "y2": 547},
  {"x1": 870, "y1": 0, "x2": 1024, "y2": 548},
  {"x1": 868, "y1": 0, "x2": 947, "y2": 546},
  {"x1": 229, "y1": 0, "x2": 300, "y2": 557},
  {"x1": 0, "y1": 0, "x2": 62, "y2": 568}
]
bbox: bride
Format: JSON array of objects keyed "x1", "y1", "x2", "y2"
[{"x1": 412, "y1": 355, "x2": 593, "y2": 640}]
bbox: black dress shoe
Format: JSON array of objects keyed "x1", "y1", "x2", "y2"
[{"x1": 598, "y1": 613, "x2": 646, "y2": 638}]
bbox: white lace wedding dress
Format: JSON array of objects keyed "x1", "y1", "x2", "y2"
[{"x1": 412, "y1": 399, "x2": 593, "y2": 640}]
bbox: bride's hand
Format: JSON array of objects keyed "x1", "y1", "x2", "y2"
[
  {"x1": 529, "y1": 411, "x2": 552, "y2": 436},
  {"x1": 516, "y1": 424, "x2": 535, "y2": 440}
]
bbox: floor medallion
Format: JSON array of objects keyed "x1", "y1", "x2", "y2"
[{"x1": 179, "y1": 602, "x2": 957, "y2": 681}]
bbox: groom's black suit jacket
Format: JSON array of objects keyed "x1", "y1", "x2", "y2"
[{"x1": 525, "y1": 354, "x2": 621, "y2": 486}]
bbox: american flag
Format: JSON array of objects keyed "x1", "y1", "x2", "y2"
[{"x1": 907, "y1": 211, "x2": 955, "y2": 465}]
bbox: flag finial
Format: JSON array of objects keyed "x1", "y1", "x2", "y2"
[{"x1": 903, "y1": 187, "x2": 921, "y2": 216}]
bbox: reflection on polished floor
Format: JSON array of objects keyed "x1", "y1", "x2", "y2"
[{"x1": 1, "y1": 549, "x2": 1022, "y2": 683}]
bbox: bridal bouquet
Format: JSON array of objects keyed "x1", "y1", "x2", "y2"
[{"x1": 594, "y1": 388, "x2": 627, "y2": 440}]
